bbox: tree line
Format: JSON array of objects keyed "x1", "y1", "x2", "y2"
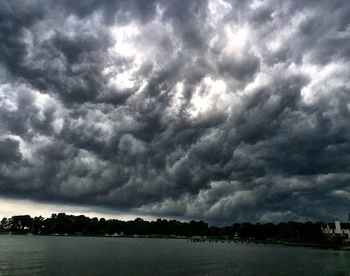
[{"x1": 0, "y1": 213, "x2": 329, "y2": 243}]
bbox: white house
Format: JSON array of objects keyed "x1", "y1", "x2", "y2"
[{"x1": 322, "y1": 219, "x2": 350, "y2": 239}]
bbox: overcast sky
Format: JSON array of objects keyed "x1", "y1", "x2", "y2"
[{"x1": 1, "y1": 0, "x2": 350, "y2": 224}]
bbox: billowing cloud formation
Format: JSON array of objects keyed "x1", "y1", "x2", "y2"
[{"x1": 1, "y1": 0, "x2": 350, "y2": 224}]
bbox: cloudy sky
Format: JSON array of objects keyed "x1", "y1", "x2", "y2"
[{"x1": 0, "y1": 0, "x2": 350, "y2": 224}]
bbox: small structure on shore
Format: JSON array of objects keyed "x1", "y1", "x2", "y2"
[
  {"x1": 189, "y1": 236, "x2": 206, "y2": 242},
  {"x1": 322, "y1": 219, "x2": 350, "y2": 239}
]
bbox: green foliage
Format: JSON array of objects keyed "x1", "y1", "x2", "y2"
[{"x1": 0, "y1": 213, "x2": 325, "y2": 243}]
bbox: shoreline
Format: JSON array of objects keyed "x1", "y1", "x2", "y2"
[{"x1": 2, "y1": 232, "x2": 350, "y2": 251}]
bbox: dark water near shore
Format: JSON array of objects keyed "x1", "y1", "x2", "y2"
[{"x1": 0, "y1": 235, "x2": 350, "y2": 275}]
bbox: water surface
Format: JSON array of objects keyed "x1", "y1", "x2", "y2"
[{"x1": 0, "y1": 235, "x2": 349, "y2": 275}]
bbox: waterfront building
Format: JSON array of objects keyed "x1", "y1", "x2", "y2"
[{"x1": 322, "y1": 219, "x2": 350, "y2": 239}]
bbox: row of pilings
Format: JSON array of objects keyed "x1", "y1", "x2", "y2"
[{"x1": 188, "y1": 237, "x2": 256, "y2": 244}]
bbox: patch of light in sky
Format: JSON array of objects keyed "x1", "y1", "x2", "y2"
[
  {"x1": 299, "y1": 61, "x2": 348, "y2": 104},
  {"x1": 208, "y1": 0, "x2": 232, "y2": 25},
  {"x1": 223, "y1": 25, "x2": 250, "y2": 55},
  {"x1": 189, "y1": 77, "x2": 227, "y2": 118},
  {"x1": 0, "y1": 197, "x2": 156, "y2": 221}
]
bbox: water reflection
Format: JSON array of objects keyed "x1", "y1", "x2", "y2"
[{"x1": 0, "y1": 235, "x2": 350, "y2": 275}]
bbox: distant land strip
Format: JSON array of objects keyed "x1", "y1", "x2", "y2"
[{"x1": 1, "y1": 213, "x2": 350, "y2": 250}]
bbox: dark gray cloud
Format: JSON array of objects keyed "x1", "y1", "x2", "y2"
[
  {"x1": 0, "y1": 138, "x2": 21, "y2": 164},
  {"x1": 1, "y1": 0, "x2": 350, "y2": 224}
]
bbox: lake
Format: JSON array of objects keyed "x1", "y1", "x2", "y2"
[{"x1": 0, "y1": 235, "x2": 349, "y2": 275}]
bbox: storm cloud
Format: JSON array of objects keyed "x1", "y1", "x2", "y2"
[{"x1": 1, "y1": 0, "x2": 350, "y2": 224}]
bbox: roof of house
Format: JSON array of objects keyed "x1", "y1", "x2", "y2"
[{"x1": 324, "y1": 223, "x2": 350, "y2": 229}]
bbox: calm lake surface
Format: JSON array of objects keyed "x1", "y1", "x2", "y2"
[{"x1": 0, "y1": 235, "x2": 350, "y2": 275}]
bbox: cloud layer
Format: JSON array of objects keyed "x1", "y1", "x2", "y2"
[{"x1": 1, "y1": 0, "x2": 350, "y2": 224}]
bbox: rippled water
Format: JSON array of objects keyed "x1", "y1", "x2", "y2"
[{"x1": 0, "y1": 235, "x2": 350, "y2": 275}]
